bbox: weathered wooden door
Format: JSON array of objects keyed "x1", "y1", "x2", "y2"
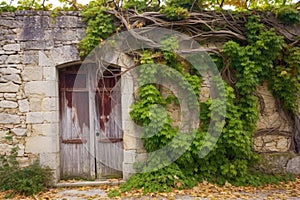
[
  {"x1": 59, "y1": 64, "x2": 123, "y2": 180},
  {"x1": 94, "y1": 67, "x2": 123, "y2": 178}
]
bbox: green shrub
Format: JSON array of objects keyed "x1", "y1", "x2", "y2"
[
  {"x1": 0, "y1": 132, "x2": 52, "y2": 196},
  {"x1": 0, "y1": 159, "x2": 52, "y2": 196},
  {"x1": 277, "y1": 6, "x2": 300, "y2": 25}
]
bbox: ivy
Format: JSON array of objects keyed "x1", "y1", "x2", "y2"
[
  {"x1": 1, "y1": 0, "x2": 300, "y2": 195},
  {"x1": 79, "y1": 0, "x2": 115, "y2": 57},
  {"x1": 269, "y1": 46, "x2": 300, "y2": 112},
  {"x1": 277, "y1": 5, "x2": 300, "y2": 25},
  {"x1": 123, "y1": 14, "x2": 297, "y2": 193}
]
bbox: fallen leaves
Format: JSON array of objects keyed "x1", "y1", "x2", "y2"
[{"x1": 0, "y1": 177, "x2": 300, "y2": 199}]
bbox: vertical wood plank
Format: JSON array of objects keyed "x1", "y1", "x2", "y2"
[{"x1": 59, "y1": 65, "x2": 92, "y2": 180}]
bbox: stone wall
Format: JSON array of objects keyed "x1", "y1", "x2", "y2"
[
  {"x1": 253, "y1": 82, "x2": 300, "y2": 174},
  {"x1": 0, "y1": 10, "x2": 299, "y2": 184},
  {"x1": 0, "y1": 10, "x2": 146, "y2": 182},
  {"x1": 254, "y1": 82, "x2": 293, "y2": 153},
  {"x1": 0, "y1": 11, "x2": 85, "y2": 181}
]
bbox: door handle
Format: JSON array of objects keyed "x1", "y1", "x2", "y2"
[{"x1": 96, "y1": 132, "x2": 100, "y2": 136}]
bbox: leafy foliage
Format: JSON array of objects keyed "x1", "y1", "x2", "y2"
[
  {"x1": 277, "y1": 5, "x2": 300, "y2": 25},
  {"x1": 0, "y1": 132, "x2": 52, "y2": 196},
  {"x1": 0, "y1": 1, "x2": 17, "y2": 12},
  {"x1": 120, "y1": 14, "x2": 298, "y2": 194},
  {"x1": 1, "y1": 0, "x2": 299, "y2": 196},
  {"x1": 79, "y1": 0, "x2": 114, "y2": 57},
  {"x1": 269, "y1": 46, "x2": 300, "y2": 112}
]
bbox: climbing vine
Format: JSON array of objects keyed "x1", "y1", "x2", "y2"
[
  {"x1": 269, "y1": 46, "x2": 300, "y2": 112},
  {"x1": 9, "y1": 0, "x2": 298, "y2": 193},
  {"x1": 117, "y1": 11, "x2": 299, "y2": 194},
  {"x1": 0, "y1": 0, "x2": 299, "y2": 195}
]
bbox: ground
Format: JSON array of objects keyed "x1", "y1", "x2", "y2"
[{"x1": 1, "y1": 178, "x2": 300, "y2": 199}]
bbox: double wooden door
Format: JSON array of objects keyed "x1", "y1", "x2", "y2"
[{"x1": 59, "y1": 64, "x2": 123, "y2": 180}]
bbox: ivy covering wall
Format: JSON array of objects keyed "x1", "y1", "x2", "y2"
[
  {"x1": 77, "y1": 1, "x2": 300, "y2": 192},
  {"x1": 1, "y1": 0, "x2": 300, "y2": 194}
]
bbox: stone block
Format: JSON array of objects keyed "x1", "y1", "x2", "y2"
[
  {"x1": 50, "y1": 46, "x2": 80, "y2": 65},
  {"x1": 2, "y1": 51, "x2": 17, "y2": 55},
  {"x1": 253, "y1": 152, "x2": 296, "y2": 174},
  {"x1": 286, "y1": 156, "x2": 300, "y2": 174},
  {"x1": 0, "y1": 55, "x2": 8, "y2": 64},
  {"x1": 43, "y1": 66, "x2": 57, "y2": 81},
  {"x1": 0, "y1": 113, "x2": 20, "y2": 124},
  {"x1": 121, "y1": 106, "x2": 132, "y2": 122},
  {"x1": 76, "y1": 29, "x2": 86, "y2": 40},
  {"x1": 254, "y1": 135, "x2": 291, "y2": 153},
  {"x1": 32, "y1": 123, "x2": 59, "y2": 136},
  {"x1": 26, "y1": 112, "x2": 44, "y2": 123},
  {"x1": 26, "y1": 111, "x2": 58, "y2": 124},
  {"x1": 0, "y1": 100, "x2": 18, "y2": 108},
  {"x1": 0, "y1": 67, "x2": 20, "y2": 75},
  {"x1": 39, "y1": 152, "x2": 59, "y2": 169},
  {"x1": 21, "y1": 40, "x2": 54, "y2": 50},
  {"x1": 24, "y1": 51, "x2": 39, "y2": 65},
  {"x1": 42, "y1": 97, "x2": 58, "y2": 111},
  {"x1": 2, "y1": 74, "x2": 21, "y2": 84},
  {"x1": 25, "y1": 135, "x2": 58, "y2": 154},
  {"x1": 54, "y1": 28, "x2": 77, "y2": 41},
  {"x1": 5, "y1": 55, "x2": 22, "y2": 64},
  {"x1": 122, "y1": 163, "x2": 136, "y2": 174},
  {"x1": 4, "y1": 93, "x2": 17, "y2": 99},
  {"x1": 17, "y1": 144, "x2": 25, "y2": 156},
  {"x1": 3, "y1": 44, "x2": 20, "y2": 51},
  {"x1": 11, "y1": 128, "x2": 27, "y2": 136},
  {"x1": 122, "y1": 120, "x2": 141, "y2": 136},
  {"x1": 265, "y1": 142, "x2": 278, "y2": 152},
  {"x1": 0, "y1": 19, "x2": 21, "y2": 28},
  {"x1": 256, "y1": 82, "x2": 292, "y2": 133},
  {"x1": 0, "y1": 144, "x2": 13, "y2": 155},
  {"x1": 21, "y1": 16, "x2": 50, "y2": 40},
  {"x1": 38, "y1": 51, "x2": 55, "y2": 67},
  {"x1": 56, "y1": 16, "x2": 79, "y2": 28},
  {"x1": 123, "y1": 132, "x2": 144, "y2": 150},
  {"x1": 22, "y1": 67, "x2": 43, "y2": 81},
  {"x1": 18, "y1": 99, "x2": 29, "y2": 112},
  {"x1": 277, "y1": 137, "x2": 290, "y2": 151},
  {"x1": 43, "y1": 111, "x2": 59, "y2": 123},
  {"x1": 24, "y1": 81, "x2": 57, "y2": 97},
  {"x1": 124, "y1": 150, "x2": 136, "y2": 164},
  {"x1": 29, "y1": 97, "x2": 42, "y2": 111}
]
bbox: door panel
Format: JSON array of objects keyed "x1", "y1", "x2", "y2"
[
  {"x1": 59, "y1": 66, "x2": 91, "y2": 179},
  {"x1": 59, "y1": 65, "x2": 123, "y2": 179},
  {"x1": 95, "y1": 67, "x2": 123, "y2": 178}
]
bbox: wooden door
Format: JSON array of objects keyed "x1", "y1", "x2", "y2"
[
  {"x1": 59, "y1": 64, "x2": 123, "y2": 180},
  {"x1": 59, "y1": 65, "x2": 92, "y2": 179},
  {"x1": 94, "y1": 67, "x2": 123, "y2": 178}
]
